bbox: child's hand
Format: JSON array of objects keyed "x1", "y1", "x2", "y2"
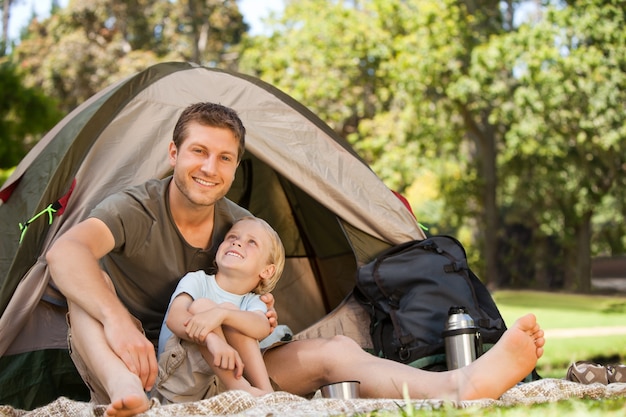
[
  {"x1": 184, "y1": 309, "x2": 223, "y2": 343},
  {"x1": 205, "y1": 334, "x2": 244, "y2": 379}
]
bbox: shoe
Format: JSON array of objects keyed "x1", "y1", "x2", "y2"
[
  {"x1": 607, "y1": 364, "x2": 626, "y2": 383},
  {"x1": 566, "y1": 361, "x2": 608, "y2": 384}
]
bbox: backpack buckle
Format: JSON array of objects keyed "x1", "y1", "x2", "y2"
[{"x1": 398, "y1": 346, "x2": 410, "y2": 361}]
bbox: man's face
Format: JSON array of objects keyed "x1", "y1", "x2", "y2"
[{"x1": 169, "y1": 122, "x2": 239, "y2": 208}]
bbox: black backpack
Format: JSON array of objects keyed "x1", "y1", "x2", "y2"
[{"x1": 354, "y1": 235, "x2": 507, "y2": 371}]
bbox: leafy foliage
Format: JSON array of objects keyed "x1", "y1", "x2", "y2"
[
  {"x1": 10, "y1": 0, "x2": 247, "y2": 114},
  {"x1": 240, "y1": 0, "x2": 626, "y2": 290},
  {"x1": 0, "y1": 61, "x2": 62, "y2": 168},
  {"x1": 459, "y1": 1, "x2": 626, "y2": 289},
  {"x1": 3, "y1": 0, "x2": 625, "y2": 291}
]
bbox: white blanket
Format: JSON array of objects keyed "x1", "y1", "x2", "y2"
[{"x1": 2, "y1": 379, "x2": 625, "y2": 417}]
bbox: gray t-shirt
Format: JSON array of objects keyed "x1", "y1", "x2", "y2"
[{"x1": 89, "y1": 177, "x2": 250, "y2": 344}]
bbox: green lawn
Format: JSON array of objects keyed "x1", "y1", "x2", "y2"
[
  {"x1": 493, "y1": 290, "x2": 626, "y2": 379},
  {"x1": 493, "y1": 290, "x2": 626, "y2": 328}
]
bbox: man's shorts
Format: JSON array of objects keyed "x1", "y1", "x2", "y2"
[{"x1": 155, "y1": 335, "x2": 227, "y2": 403}]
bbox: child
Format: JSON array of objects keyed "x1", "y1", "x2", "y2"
[{"x1": 156, "y1": 216, "x2": 285, "y2": 402}]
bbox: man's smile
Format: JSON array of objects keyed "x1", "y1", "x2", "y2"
[{"x1": 193, "y1": 177, "x2": 216, "y2": 187}]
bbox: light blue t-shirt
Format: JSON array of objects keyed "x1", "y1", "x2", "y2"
[{"x1": 158, "y1": 270, "x2": 267, "y2": 356}]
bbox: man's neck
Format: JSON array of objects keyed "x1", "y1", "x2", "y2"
[{"x1": 168, "y1": 182, "x2": 216, "y2": 249}]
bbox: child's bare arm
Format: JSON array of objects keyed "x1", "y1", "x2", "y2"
[
  {"x1": 165, "y1": 293, "x2": 195, "y2": 340},
  {"x1": 186, "y1": 308, "x2": 270, "y2": 341},
  {"x1": 222, "y1": 309, "x2": 271, "y2": 340},
  {"x1": 204, "y1": 332, "x2": 244, "y2": 378}
]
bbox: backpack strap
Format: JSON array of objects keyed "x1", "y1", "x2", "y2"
[{"x1": 372, "y1": 256, "x2": 415, "y2": 359}]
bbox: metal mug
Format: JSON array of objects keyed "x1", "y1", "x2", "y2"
[{"x1": 320, "y1": 380, "x2": 361, "y2": 399}]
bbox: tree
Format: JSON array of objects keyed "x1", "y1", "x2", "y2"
[
  {"x1": 10, "y1": 0, "x2": 247, "y2": 114},
  {"x1": 1, "y1": 0, "x2": 14, "y2": 56},
  {"x1": 239, "y1": 0, "x2": 625, "y2": 291},
  {"x1": 239, "y1": 0, "x2": 512, "y2": 284},
  {"x1": 453, "y1": 0, "x2": 626, "y2": 290},
  {"x1": 0, "y1": 60, "x2": 62, "y2": 168}
]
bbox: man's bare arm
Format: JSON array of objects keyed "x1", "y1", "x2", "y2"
[
  {"x1": 47, "y1": 218, "x2": 122, "y2": 322},
  {"x1": 46, "y1": 217, "x2": 158, "y2": 390}
]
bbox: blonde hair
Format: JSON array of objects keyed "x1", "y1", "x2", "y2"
[{"x1": 234, "y1": 216, "x2": 285, "y2": 294}]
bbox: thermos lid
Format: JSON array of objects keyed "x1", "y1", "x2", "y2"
[
  {"x1": 445, "y1": 306, "x2": 477, "y2": 331},
  {"x1": 448, "y1": 306, "x2": 468, "y2": 315}
]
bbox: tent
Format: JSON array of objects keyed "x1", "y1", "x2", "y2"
[{"x1": 0, "y1": 62, "x2": 425, "y2": 409}]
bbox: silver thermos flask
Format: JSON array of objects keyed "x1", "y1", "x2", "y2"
[{"x1": 442, "y1": 306, "x2": 482, "y2": 370}]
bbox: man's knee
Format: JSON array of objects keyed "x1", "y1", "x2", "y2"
[
  {"x1": 313, "y1": 335, "x2": 362, "y2": 364},
  {"x1": 325, "y1": 334, "x2": 360, "y2": 350}
]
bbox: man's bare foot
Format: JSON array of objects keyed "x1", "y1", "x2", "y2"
[
  {"x1": 455, "y1": 313, "x2": 545, "y2": 401},
  {"x1": 106, "y1": 394, "x2": 150, "y2": 417}
]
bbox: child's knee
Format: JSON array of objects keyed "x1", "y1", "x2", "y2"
[
  {"x1": 190, "y1": 298, "x2": 218, "y2": 312},
  {"x1": 219, "y1": 302, "x2": 239, "y2": 310}
]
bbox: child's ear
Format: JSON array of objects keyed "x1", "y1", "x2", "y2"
[{"x1": 260, "y1": 264, "x2": 276, "y2": 280}]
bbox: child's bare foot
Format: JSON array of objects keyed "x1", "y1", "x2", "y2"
[{"x1": 455, "y1": 313, "x2": 545, "y2": 401}]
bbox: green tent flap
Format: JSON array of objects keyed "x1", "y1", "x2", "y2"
[{"x1": 0, "y1": 350, "x2": 89, "y2": 409}]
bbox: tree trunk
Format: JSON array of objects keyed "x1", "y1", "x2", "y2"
[
  {"x1": 575, "y1": 211, "x2": 593, "y2": 292},
  {"x1": 2, "y1": 0, "x2": 12, "y2": 55},
  {"x1": 187, "y1": 0, "x2": 202, "y2": 64},
  {"x1": 482, "y1": 132, "x2": 499, "y2": 287},
  {"x1": 458, "y1": 104, "x2": 500, "y2": 287}
]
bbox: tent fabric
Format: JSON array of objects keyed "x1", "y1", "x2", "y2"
[
  {"x1": 0, "y1": 350, "x2": 89, "y2": 410},
  {"x1": 0, "y1": 62, "x2": 425, "y2": 409}
]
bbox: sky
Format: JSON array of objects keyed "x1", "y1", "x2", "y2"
[{"x1": 6, "y1": 0, "x2": 284, "y2": 41}]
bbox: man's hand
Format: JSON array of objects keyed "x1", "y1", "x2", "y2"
[
  {"x1": 260, "y1": 293, "x2": 278, "y2": 331},
  {"x1": 205, "y1": 333, "x2": 244, "y2": 379},
  {"x1": 104, "y1": 318, "x2": 158, "y2": 391}
]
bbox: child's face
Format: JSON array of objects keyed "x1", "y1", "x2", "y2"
[{"x1": 216, "y1": 219, "x2": 275, "y2": 283}]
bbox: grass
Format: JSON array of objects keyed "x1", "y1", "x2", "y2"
[
  {"x1": 494, "y1": 290, "x2": 626, "y2": 379},
  {"x1": 493, "y1": 290, "x2": 626, "y2": 328},
  {"x1": 358, "y1": 290, "x2": 626, "y2": 416},
  {"x1": 361, "y1": 397, "x2": 626, "y2": 416}
]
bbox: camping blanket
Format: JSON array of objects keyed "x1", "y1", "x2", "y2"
[{"x1": 1, "y1": 379, "x2": 625, "y2": 417}]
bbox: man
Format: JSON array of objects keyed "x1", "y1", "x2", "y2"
[{"x1": 47, "y1": 102, "x2": 545, "y2": 417}]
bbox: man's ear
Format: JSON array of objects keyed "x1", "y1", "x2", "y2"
[{"x1": 168, "y1": 142, "x2": 178, "y2": 167}]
